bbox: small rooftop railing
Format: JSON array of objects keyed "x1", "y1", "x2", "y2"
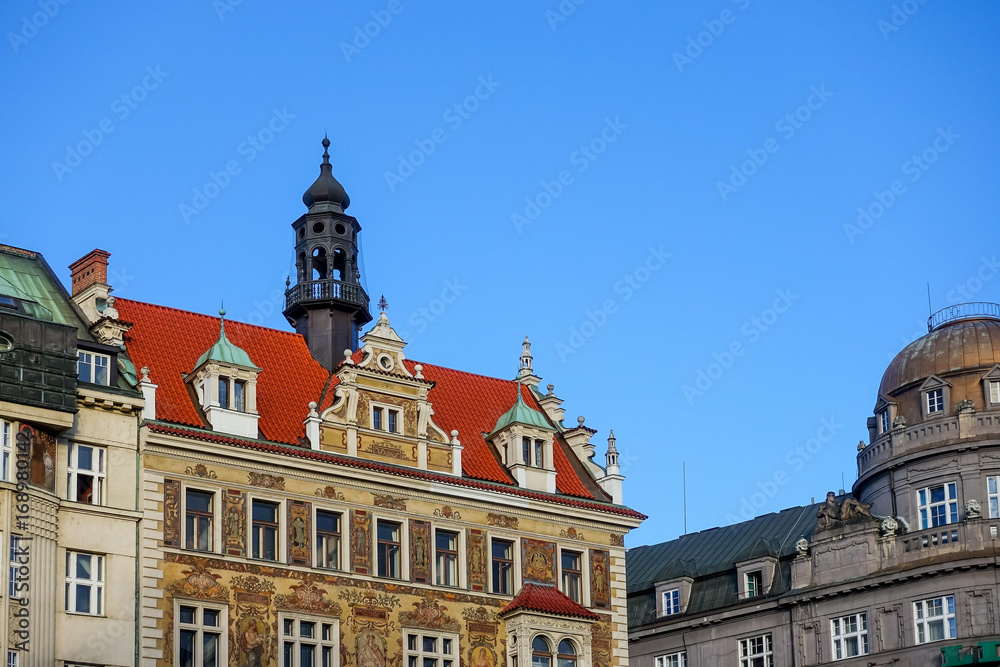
[
  {"x1": 928, "y1": 302, "x2": 1000, "y2": 331},
  {"x1": 284, "y1": 278, "x2": 370, "y2": 311}
]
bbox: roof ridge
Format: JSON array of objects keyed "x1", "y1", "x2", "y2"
[{"x1": 116, "y1": 297, "x2": 305, "y2": 339}]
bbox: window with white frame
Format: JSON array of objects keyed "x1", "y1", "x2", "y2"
[
  {"x1": 66, "y1": 443, "x2": 105, "y2": 505},
  {"x1": 989, "y1": 379, "x2": 1000, "y2": 405},
  {"x1": 371, "y1": 404, "x2": 401, "y2": 433},
  {"x1": 281, "y1": 614, "x2": 338, "y2": 667},
  {"x1": 315, "y1": 510, "x2": 341, "y2": 570},
  {"x1": 491, "y1": 538, "x2": 514, "y2": 595},
  {"x1": 404, "y1": 630, "x2": 457, "y2": 667},
  {"x1": 918, "y1": 483, "x2": 959, "y2": 529},
  {"x1": 377, "y1": 520, "x2": 402, "y2": 579},
  {"x1": 662, "y1": 588, "x2": 680, "y2": 615},
  {"x1": 989, "y1": 476, "x2": 1000, "y2": 519},
  {"x1": 218, "y1": 376, "x2": 247, "y2": 412},
  {"x1": 9, "y1": 536, "x2": 24, "y2": 599},
  {"x1": 435, "y1": 529, "x2": 459, "y2": 587},
  {"x1": 531, "y1": 636, "x2": 552, "y2": 667},
  {"x1": 738, "y1": 634, "x2": 773, "y2": 667},
  {"x1": 561, "y1": 550, "x2": 582, "y2": 603},
  {"x1": 744, "y1": 570, "x2": 763, "y2": 598},
  {"x1": 655, "y1": 652, "x2": 686, "y2": 667},
  {"x1": 878, "y1": 409, "x2": 890, "y2": 434},
  {"x1": 77, "y1": 351, "x2": 110, "y2": 385},
  {"x1": 7, "y1": 651, "x2": 17, "y2": 667},
  {"x1": 0, "y1": 420, "x2": 10, "y2": 482},
  {"x1": 65, "y1": 551, "x2": 103, "y2": 615},
  {"x1": 914, "y1": 595, "x2": 956, "y2": 644},
  {"x1": 831, "y1": 612, "x2": 869, "y2": 660},
  {"x1": 185, "y1": 489, "x2": 215, "y2": 552},
  {"x1": 251, "y1": 499, "x2": 280, "y2": 561},
  {"x1": 926, "y1": 388, "x2": 945, "y2": 414},
  {"x1": 177, "y1": 601, "x2": 225, "y2": 666}
]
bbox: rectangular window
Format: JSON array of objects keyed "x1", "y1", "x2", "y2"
[
  {"x1": 77, "y1": 351, "x2": 110, "y2": 385},
  {"x1": 66, "y1": 443, "x2": 106, "y2": 505},
  {"x1": 177, "y1": 602, "x2": 224, "y2": 667},
  {"x1": 990, "y1": 476, "x2": 1000, "y2": 519},
  {"x1": 9, "y1": 536, "x2": 23, "y2": 599},
  {"x1": 218, "y1": 377, "x2": 229, "y2": 410},
  {"x1": 831, "y1": 612, "x2": 869, "y2": 659},
  {"x1": 388, "y1": 409, "x2": 398, "y2": 434},
  {"x1": 65, "y1": 551, "x2": 103, "y2": 615},
  {"x1": 561, "y1": 551, "x2": 582, "y2": 603},
  {"x1": 654, "y1": 653, "x2": 686, "y2": 667},
  {"x1": 377, "y1": 521, "x2": 401, "y2": 579},
  {"x1": 745, "y1": 570, "x2": 763, "y2": 598},
  {"x1": 233, "y1": 380, "x2": 246, "y2": 412},
  {"x1": 185, "y1": 489, "x2": 214, "y2": 552},
  {"x1": 521, "y1": 437, "x2": 530, "y2": 465},
  {"x1": 7, "y1": 651, "x2": 17, "y2": 667},
  {"x1": 914, "y1": 595, "x2": 956, "y2": 644},
  {"x1": 738, "y1": 634, "x2": 773, "y2": 667},
  {"x1": 252, "y1": 500, "x2": 280, "y2": 561},
  {"x1": 990, "y1": 380, "x2": 1000, "y2": 404},
  {"x1": 918, "y1": 483, "x2": 959, "y2": 529},
  {"x1": 533, "y1": 439, "x2": 544, "y2": 468},
  {"x1": 281, "y1": 615, "x2": 337, "y2": 667},
  {"x1": 435, "y1": 530, "x2": 459, "y2": 587},
  {"x1": 315, "y1": 510, "x2": 341, "y2": 570},
  {"x1": 491, "y1": 539, "x2": 514, "y2": 595},
  {"x1": 404, "y1": 631, "x2": 456, "y2": 667},
  {"x1": 879, "y1": 409, "x2": 890, "y2": 434},
  {"x1": 662, "y1": 589, "x2": 680, "y2": 615},
  {"x1": 0, "y1": 420, "x2": 10, "y2": 482},
  {"x1": 926, "y1": 388, "x2": 945, "y2": 414},
  {"x1": 372, "y1": 407, "x2": 383, "y2": 431}
]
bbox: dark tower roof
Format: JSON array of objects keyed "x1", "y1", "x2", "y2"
[{"x1": 302, "y1": 136, "x2": 350, "y2": 211}]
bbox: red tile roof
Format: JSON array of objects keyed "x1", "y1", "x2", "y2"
[
  {"x1": 116, "y1": 299, "x2": 610, "y2": 502},
  {"x1": 500, "y1": 583, "x2": 601, "y2": 620},
  {"x1": 146, "y1": 422, "x2": 645, "y2": 519}
]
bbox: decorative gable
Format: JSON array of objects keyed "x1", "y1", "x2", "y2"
[{"x1": 488, "y1": 376, "x2": 557, "y2": 493}]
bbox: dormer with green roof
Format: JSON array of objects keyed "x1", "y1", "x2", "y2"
[
  {"x1": 488, "y1": 371, "x2": 557, "y2": 493},
  {"x1": 187, "y1": 307, "x2": 261, "y2": 438}
]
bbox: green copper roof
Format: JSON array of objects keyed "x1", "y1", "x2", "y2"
[
  {"x1": 196, "y1": 309, "x2": 259, "y2": 370},
  {"x1": 0, "y1": 245, "x2": 90, "y2": 333},
  {"x1": 491, "y1": 377, "x2": 551, "y2": 434}
]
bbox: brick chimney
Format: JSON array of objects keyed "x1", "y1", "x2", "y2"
[{"x1": 69, "y1": 249, "x2": 110, "y2": 297}]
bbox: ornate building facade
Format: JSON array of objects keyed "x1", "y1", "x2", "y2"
[
  {"x1": 3, "y1": 139, "x2": 643, "y2": 666},
  {"x1": 626, "y1": 304, "x2": 1000, "y2": 666}
]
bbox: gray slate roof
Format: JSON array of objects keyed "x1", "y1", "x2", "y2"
[{"x1": 627, "y1": 499, "x2": 830, "y2": 629}]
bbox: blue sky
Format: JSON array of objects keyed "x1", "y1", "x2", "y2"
[{"x1": 3, "y1": 1, "x2": 998, "y2": 547}]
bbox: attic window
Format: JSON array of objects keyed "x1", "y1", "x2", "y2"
[
  {"x1": 744, "y1": 570, "x2": 763, "y2": 598},
  {"x1": 926, "y1": 389, "x2": 944, "y2": 414},
  {"x1": 78, "y1": 351, "x2": 110, "y2": 385},
  {"x1": 990, "y1": 380, "x2": 1000, "y2": 405},
  {"x1": 878, "y1": 409, "x2": 890, "y2": 434},
  {"x1": 218, "y1": 377, "x2": 247, "y2": 412}
]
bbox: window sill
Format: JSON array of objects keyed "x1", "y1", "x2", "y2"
[{"x1": 63, "y1": 610, "x2": 105, "y2": 618}]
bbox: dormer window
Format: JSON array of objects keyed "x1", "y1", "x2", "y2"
[
  {"x1": 926, "y1": 389, "x2": 944, "y2": 414},
  {"x1": 990, "y1": 380, "x2": 1000, "y2": 404},
  {"x1": 78, "y1": 351, "x2": 110, "y2": 385},
  {"x1": 371, "y1": 404, "x2": 400, "y2": 433},
  {"x1": 533, "y1": 439, "x2": 544, "y2": 468},
  {"x1": 744, "y1": 570, "x2": 763, "y2": 598},
  {"x1": 878, "y1": 409, "x2": 890, "y2": 434},
  {"x1": 217, "y1": 377, "x2": 247, "y2": 412}
]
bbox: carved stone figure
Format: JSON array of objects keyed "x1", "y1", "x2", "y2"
[
  {"x1": 967, "y1": 498, "x2": 982, "y2": 519},
  {"x1": 816, "y1": 492, "x2": 841, "y2": 531},
  {"x1": 880, "y1": 516, "x2": 899, "y2": 537},
  {"x1": 840, "y1": 497, "x2": 876, "y2": 522},
  {"x1": 795, "y1": 538, "x2": 809, "y2": 558}
]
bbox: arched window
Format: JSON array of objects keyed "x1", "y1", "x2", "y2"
[
  {"x1": 557, "y1": 641, "x2": 576, "y2": 667},
  {"x1": 312, "y1": 247, "x2": 327, "y2": 280},
  {"x1": 333, "y1": 248, "x2": 346, "y2": 281},
  {"x1": 297, "y1": 252, "x2": 307, "y2": 282},
  {"x1": 532, "y1": 637, "x2": 552, "y2": 667}
]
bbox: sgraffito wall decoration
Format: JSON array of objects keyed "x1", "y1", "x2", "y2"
[
  {"x1": 163, "y1": 479, "x2": 181, "y2": 547},
  {"x1": 591, "y1": 619, "x2": 613, "y2": 667},
  {"x1": 410, "y1": 519, "x2": 431, "y2": 584},
  {"x1": 288, "y1": 499, "x2": 312, "y2": 567},
  {"x1": 230, "y1": 575, "x2": 276, "y2": 667},
  {"x1": 224, "y1": 489, "x2": 246, "y2": 556},
  {"x1": 522, "y1": 538, "x2": 556, "y2": 585},
  {"x1": 161, "y1": 564, "x2": 228, "y2": 665},
  {"x1": 467, "y1": 529, "x2": 487, "y2": 592},
  {"x1": 399, "y1": 594, "x2": 460, "y2": 631},
  {"x1": 352, "y1": 509, "x2": 373, "y2": 575},
  {"x1": 590, "y1": 549, "x2": 610, "y2": 609},
  {"x1": 17, "y1": 424, "x2": 55, "y2": 491}
]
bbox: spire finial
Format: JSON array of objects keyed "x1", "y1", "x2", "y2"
[
  {"x1": 321, "y1": 135, "x2": 331, "y2": 164},
  {"x1": 218, "y1": 301, "x2": 227, "y2": 335},
  {"x1": 377, "y1": 295, "x2": 389, "y2": 312}
]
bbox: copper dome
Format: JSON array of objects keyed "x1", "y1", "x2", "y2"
[{"x1": 879, "y1": 316, "x2": 1000, "y2": 397}]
